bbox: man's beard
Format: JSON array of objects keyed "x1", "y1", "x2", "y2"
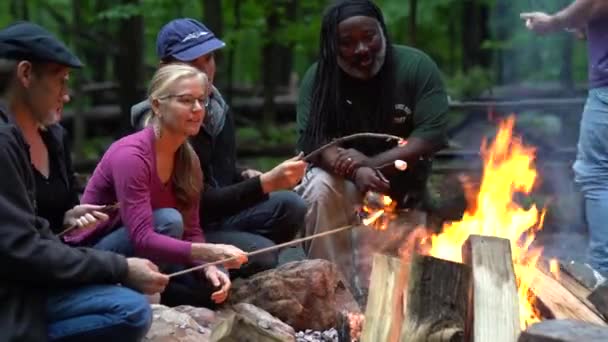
[{"x1": 337, "y1": 30, "x2": 387, "y2": 80}]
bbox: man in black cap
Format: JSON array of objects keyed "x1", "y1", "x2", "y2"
[
  {"x1": 131, "y1": 18, "x2": 308, "y2": 276},
  {"x1": 0, "y1": 21, "x2": 168, "y2": 341}
]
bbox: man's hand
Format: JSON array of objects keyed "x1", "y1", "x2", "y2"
[
  {"x1": 260, "y1": 153, "x2": 307, "y2": 193},
  {"x1": 241, "y1": 168, "x2": 263, "y2": 179},
  {"x1": 63, "y1": 204, "x2": 110, "y2": 229},
  {"x1": 333, "y1": 148, "x2": 369, "y2": 177},
  {"x1": 353, "y1": 167, "x2": 390, "y2": 193},
  {"x1": 123, "y1": 258, "x2": 169, "y2": 295},
  {"x1": 520, "y1": 12, "x2": 561, "y2": 34},
  {"x1": 204, "y1": 265, "x2": 231, "y2": 304}
]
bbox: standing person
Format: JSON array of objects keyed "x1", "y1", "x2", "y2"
[
  {"x1": 296, "y1": 0, "x2": 449, "y2": 294},
  {"x1": 521, "y1": 1, "x2": 608, "y2": 277},
  {"x1": 69, "y1": 64, "x2": 248, "y2": 308},
  {"x1": 131, "y1": 18, "x2": 307, "y2": 276},
  {"x1": 0, "y1": 21, "x2": 168, "y2": 341}
]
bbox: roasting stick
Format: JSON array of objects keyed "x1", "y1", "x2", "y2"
[
  {"x1": 56, "y1": 203, "x2": 120, "y2": 238},
  {"x1": 168, "y1": 210, "x2": 386, "y2": 278}
]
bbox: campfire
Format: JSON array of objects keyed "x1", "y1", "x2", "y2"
[{"x1": 353, "y1": 116, "x2": 608, "y2": 342}]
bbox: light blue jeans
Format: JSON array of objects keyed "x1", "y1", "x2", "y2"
[{"x1": 573, "y1": 87, "x2": 608, "y2": 275}]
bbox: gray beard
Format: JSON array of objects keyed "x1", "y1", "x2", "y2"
[{"x1": 337, "y1": 30, "x2": 387, "y2": 80}]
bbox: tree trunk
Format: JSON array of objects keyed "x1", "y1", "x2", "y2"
[
  {"x1": 461, "y1": 0, "x2": 491, "y2": 71},
  {"x1": 226, "y1": 0, "x2": 242, "y2": 105},
  {"x1": 71, "y1": 0, "x2": 86, "y2": 159},
  {"x1": 115, "y1": 0, "x2": 144, "y2": 136},
  {"x1": 262, "y1": 2, "x2": 280, "y2": 126},
  {"x1": 408, "y1": 0, "x2": 417, "y2": 46},
  {"x1": 203, "y1": 0, "x2": 223, "y2": 36},
  {"x1": 275, "y1": 0, "x2": 297, "y2": 87}
]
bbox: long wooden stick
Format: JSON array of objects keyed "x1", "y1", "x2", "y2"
[
  {"x1": 169, "y1": 223, "x2": 358, "y2": 278},
  {"x1": 303, "y1": 133, "x2": 405, "y2": 163}
]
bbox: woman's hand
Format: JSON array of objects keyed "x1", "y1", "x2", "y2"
[
  {"x1": 63, "y1": 204, "x2": 110, "y2": 229},
  {"x1": 192, "y1": 243, "x2": 248, "y2": 269},
  {"x1": 204, "y1": 265, "x2": 231, "y2": 304}
]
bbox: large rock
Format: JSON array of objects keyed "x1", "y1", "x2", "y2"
[
  {"x1": 144, "y1": 304, "x2": 211, "y2": 342},
  {"x1": 212, "y1": 303, "x2": 296, "y2": 341},
  {"x1": 228, "y1": 259, "x2": 359, "y2": 331}
]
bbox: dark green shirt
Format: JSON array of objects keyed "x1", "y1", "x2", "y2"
[{"x1": 296, "y1": 44, "x2": 449, "y2": 153}]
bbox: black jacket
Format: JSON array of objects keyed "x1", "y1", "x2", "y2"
[
  {"x1": 0, "y1": 104, "x2": 128, "y2": 341},
  {"x1": 131, "y1": 96, "x2": 268, "y2": 223},
  {"x1": 37, "y1": 124, "x2": 80, "y2": 233}
]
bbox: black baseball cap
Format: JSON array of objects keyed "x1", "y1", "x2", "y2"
[{"x1": 0, "y1": 21, "x2": 83, "y2": 68}]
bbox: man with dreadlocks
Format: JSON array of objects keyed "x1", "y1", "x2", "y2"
[{"x1": 296, "y1": 0, "x2": 449, "y2": 294}]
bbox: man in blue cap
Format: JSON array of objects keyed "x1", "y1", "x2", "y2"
[
  {"x1": 132, "y1": 18, "x2": 307, "y2": 277},
  {"x1": 0, "y1": 21, "x2": 168, "y2": 341}
]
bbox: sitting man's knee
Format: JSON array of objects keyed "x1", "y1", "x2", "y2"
[
  {"x1": 153, "y1": 208, "x2": 184, "y2": 239},
  {"x1": 111, "y1": 287, "x2": 153, "y2": 337},
  {"x1": 275, "y1": 191, "x2": 308, "y2": 223}
]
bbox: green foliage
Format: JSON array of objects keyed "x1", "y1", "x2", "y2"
[{"x1": 446, "y1": 67, "x2": 494, "y2": 99}]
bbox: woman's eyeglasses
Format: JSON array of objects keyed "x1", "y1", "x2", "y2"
[{"x1": 159, "y1": 93, "x2": 210, "y2": 109}]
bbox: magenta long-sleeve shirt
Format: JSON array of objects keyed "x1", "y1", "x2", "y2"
[{"x1": 65, "y1": 127, "x2": 204, "y2": 264}]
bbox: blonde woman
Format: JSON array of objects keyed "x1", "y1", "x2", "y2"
[{"x1": 66, "y1": 64, "x2": 247, "y2": 307}]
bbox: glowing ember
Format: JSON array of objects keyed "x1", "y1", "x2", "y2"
[
  {"x1": 549, "y1": 259, "x2": 560, "y2": 280},
  {"x1": 346, "y1": 312, "x2": 364, "y2": 341},
  {"x1": 423, "y1": 116, "x2": 545, "y2": 329},
  {"x1": 361, "y1": 192, "x2": 397, "y2": 230}
]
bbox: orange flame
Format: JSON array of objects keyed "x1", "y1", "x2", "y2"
[{"x1": 424, "y1": 116, "x2": 544, "y2": 329}]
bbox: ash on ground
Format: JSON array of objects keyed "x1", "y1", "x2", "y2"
[{"x1": 296, "y1": 328, "x2": 339, "y2": 342}]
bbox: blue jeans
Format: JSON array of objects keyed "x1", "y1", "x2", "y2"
[
  {"x1": 93, "y1": 208, "x2": 184, "y2": 256},
  {"x1": 92, "y1": 208, "x2": 217, "y2": 308},
  {"x1": 47, "y1": 285, "x2": 151, "y2": 341},
  {"x1": 205, "y1": 191, "x2": 306, "y2": 276},
  {"x1": 573, "y1": 87, "x2": 608, "y2": 275}
]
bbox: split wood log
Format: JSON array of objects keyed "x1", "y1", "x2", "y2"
[
  {"x1": 462, "y1": 235, "x2": 520, "y2": 342},
  {"x1": 536, "y1": 259, "x2": 604, "y2": 319},
  {"x1": 528, "y1": 267, "x2": 606, "y2": 325},
  {"x1": 210, "y1": 303, "x2": 295, "y2": 342},
  {"x1": 360, "y1": 254, "x2": 409, "y2": 342},
  {"x1": 587, "y1": 283, "x2": 608, "y2": 320},
  {"x1": 518, "y1": 319, "x2": 608, "y2": 342},
  {"x1": 400, "y1": 253, "x2": 472, "y2": 342}
]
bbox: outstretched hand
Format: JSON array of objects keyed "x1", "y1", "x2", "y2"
[{"x1": 520, "y1": 12, "x2": 560, "y2": 34}]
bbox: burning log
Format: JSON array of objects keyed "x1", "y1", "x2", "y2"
[
  {"x1": 360, "y1": 254, "x2": 408, "y2": 342},
  {"x1": 462, "y1": 235, "x2": 520, "y2": 342},
  {"x1": 518, "y1": 319, "x2": 608, "y2": 342},
  {"x1": 528, "y1": 267, "x2": 606, "y2": 325},
  {"x1": 400, "y1": 253, "x2": 471, "y2": 342}
]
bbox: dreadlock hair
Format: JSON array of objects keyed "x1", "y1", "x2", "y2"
[{"x1": 302, "y1": 0, "x2": 396, "y2": 154}]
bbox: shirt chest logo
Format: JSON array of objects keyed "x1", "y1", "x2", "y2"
[{"x1": 394, "y1": 104, "x2": 411, "y2": 124}]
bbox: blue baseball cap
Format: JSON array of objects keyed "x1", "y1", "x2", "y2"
[{"x1": 156, "y1": 18, "x2": 225, "y2": 61}]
